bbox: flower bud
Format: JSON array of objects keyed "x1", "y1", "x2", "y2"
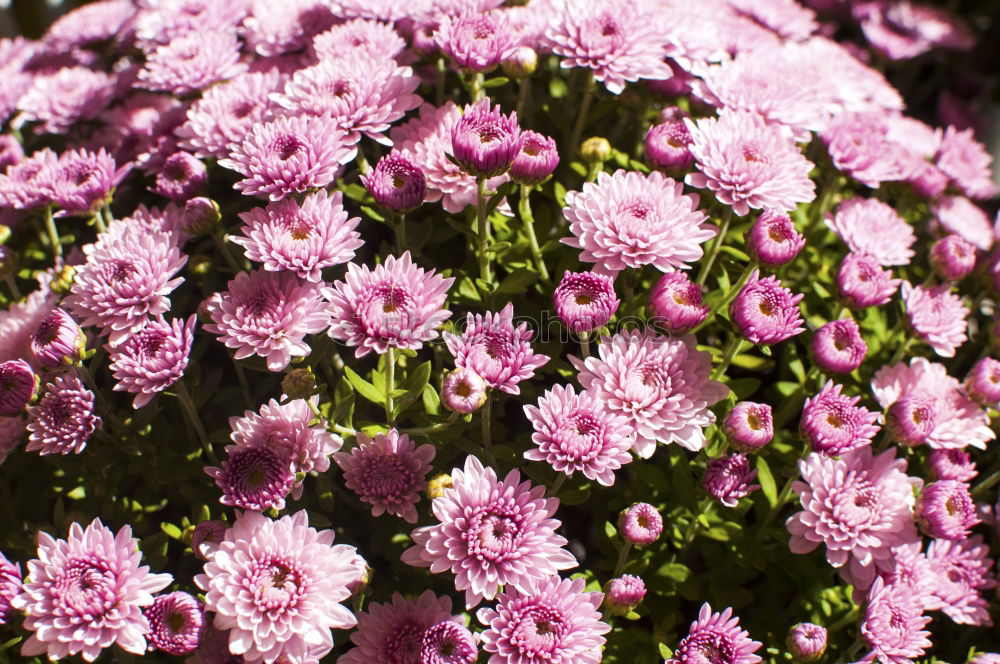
[
  {"x1": 181, "y1": 196, "x2": 220, "y2": 235},
  {"x1": 426, "y1": 473, "x2": 454, "y2": 499},
  {"x1": 580, "y1": 136, "x2": 611, "y2": 164},
  {"x1": 502, "y1": 45, "x2": 537, "y2": 78},
  {"x1": 930, "y1": 234, "x2": 977, "y2": 282},
  {"x1": 0, "y1": 359, "x2": 35, "y2": 416},
  {"x1": 451, "y1": 98, "x2": 522, "y2": 179},
  {"x1": 648, "y1": 271, "x2": 708, "y2": 335},
  {"x1": 746, "y1": 210, "x2": 805, "y2": 267},
  {"x1": 965, "y1": 357, "x2": 1000, "y2": 406},
  {"x1": 346, "y1": 553, "x2": 371, "y2": 596},
  {"x1": 187, "y1": 254, "x2": 214, "y2": 276},
  {"x1": 362, "y1": 151, "x2": 427, "y2": 213},
  {"x1": 618, "y1": 502, "x2": 662, "y2": 546},
  {"x1": 282, "y1": 368, "x2": 317, "y2": 400},
  {"x1": 190, "y1": 520, "x2": 227, "y2": 560},
  {"x1": 811, "y1": 318, "x2": 867, "y2": 374},
  {"x1": 787, "y1": 623, "x2": 827, "y2": 662},
  {"x1": 886, "y1": 395, "x2": 936, "y2": 446},
  {"x1": 723, "y1": 401, "x2": 773, "y2": 452},
  {"x1": 645, "y1": 116, "x2": 693, "y2": 174},
  {"x1": 49, "y1": 264, "x2": 76, "y2": 295},
  {"x1": 926, "y1": 449, "x2": 977, "y2": 482},
  {"x1": 603, "y1": 575, "x2": 646, "y2": 615},
  {"x1": 703, "y1": 453, "x2": 759, "y2": 507},
  {"x1": 915, "y1": 480, "x2": 979, "y2": 540},
  {"x1": 509, "y1": 131, "x2": 559, "y2": 186},
  {"x1": 30, "y1": 308, "x2": 86, "y2": 368},
  {"x1": 553, "y1": 271, "x2": 618, "y2": 333},
  {"x1": 441, "y1": 368, "x2": 488, "y2": 414}
]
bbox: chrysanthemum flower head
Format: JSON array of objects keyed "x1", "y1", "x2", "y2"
[
  {"x1": 451, "y1": 98, "x2": 522, "y2": 179},
  {"x1": 11, "y1": 518, "x2": 172, "y2": 662},
  {"x1": 441, "y1": 368, "x2": 489, "y2": 414},
  {"x1": 0, "y1": 358, "x2": 35, "y2": 416},
  {"x1": 509, "y1": 130, "x2": 559, "y2": 186},
  {"x1": 311, "y1": 18, "x2": 407, "y2": 63},
  {"x1": 546, "y1": 0, "x2": 673, "y2": 94},
  {"x1": 811, "y1": 318, "x2": 867, "y2": 374},
  {"x1": 786, "y1": 446, "x2": 921, "y2": 590},
  {"x1": 436, "y1": 10, "x2": 513, "y2": 74},
  {"x1": 618, "y1": 502, "x2": 663, "y2": 546},
  {"x1": 229, "y1": 397, "x2": 342, "y2": 476},
  {"x1": 0, "y1": 551, "x2": 20, "y2": 625},
  {"x1": 204, "y1": 269, "x2": 330, "y2": 372},
  {"x1": 195, "y1": 510, "x2": 359, "y2": 664},
  {"x1": 361, "y1": 150, "x2": 427, "y2": 213},
  {"x1": 553, "y1": 270, "x2": 619, "y2": 333},
  {"x1": 685, "y1": 108, "x2": 816, "y2": 216},
  {"x1": 648, "y1": 271, "x2": 709, "y2": 335},
  {"x1": 151, "y1": 151, "x2": 206, "y2": 202},
  {"x1": 338, "y1": 590, "x2": 457, "y2": 664},
  {"x1": 730, "y1": 270, "x2": 805, "y2": 345},
  {"x1": 562, "y1": 169, "x2": 714, "y2": 274},
  {"x1": 107, "y1": 315, "x2": 196, "y2": 408},
  {"x1": 886, "y1": 394, "x2": 937, "y2": 446},
  {"x1": 926, "y1": 535, "x2": 997, "y2": 626},
  {"x1": 138, "y1": 31, "x2": 246, "y2": 95},
  {"x1": 25, "y1": 373, "x2": 100, "y2": 456},
  {"x1": 747, "y1": 209, "x2": 805, "y2": 267},
  {"x1": 421, "y1": 620, "x2": 477, "y2": 664},
  {"x1": 966, "y1": 357, "x2": 1000, "y2": 406},
  {"x1": 902, "y1": 281, "x2": 969, "y2": 358},
  {"x1": 144, "y1": 591, "x2": 205, "y2": 656},
  {"x1": 786, "y1": 623, "x2": 826, "y2": 662},
  {"x1": 603, "y1": 575, "x2": 646, "y2": 616},
  {"x1": 16, "y1": 67, "x2": 115, "y2": 134},
  {"x1": 936, "y1": 125, "x2": 997, "y2": 200},
  {"x1": 524, "y1": 383, "x2": 633, "y2": 486},
  {"x1": 325, "y1": 252, "x2": 453, "y2": 358},
  {"x1": 445, "y1": 302, "x2": 548, "y2": 395},
  {"x1": 243, "y1": 0, "x2": 337, "y2": 56},
  {"x1": 205, "y1": 444, "x2": 295, "y2": 512},
  {"x1": 334, "y1": 429, "x2": 435, "y2": 524},
  {"x1": 667, "y1": 603, "x2": 762, "y2": 664},
  {"x1": 232, "y1": 189, "x2": 364, "y2": 283},
  {"x1": 219, "y1": 114, "x2": 358, "y2": 201},
  {"x1": 915, "y1": 480, "x2": 979, "y2": 540},
  {"x1": 724, "y1": 401, "x2": 773, "y2": 453},
  {"x1": 477, "y1": 575, "x2": 610, "y2": 664},
  {"x1": 927, "y1": 448, "x2": 977, "y2": 482},
  {"x1": 573, "y1": 329, "x2": 726, "y2": 457},
  {"x1": 825, "y1": 197, "x2": 915, "y2": 267},
  {"x1": 703, "y1": 453, "x2": 760, "y2": 507},
  {"x1": 646, "y1": 116, "x2": 694, "y2": 174},
  {"x1": 46, "y1": 148, "x2": 121, "y2": 215},
  {"x1": 930, "y1": 234, "x2": 977, "y2": 282},
  {"x1": 837, "y1": 252, "x2": 901, "y2": 309},
  {"x1": 861, "y1": 577, "x2": 932, "y2": 663},
  {"x1": 402, "y1": 455, "x2": 578, "y2": 608},
  {"x1": 932, "y1": 195, "x2": 994, "y2": 251}
]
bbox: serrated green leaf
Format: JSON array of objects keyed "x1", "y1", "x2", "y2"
[{"x1": 344, "y1": 365, "x2": 384, "y2": 404}]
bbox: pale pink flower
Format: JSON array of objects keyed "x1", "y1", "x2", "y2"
[
  {"x1": 668, "y1": 603, "x2": 762, "y2": 664},
  {"x1": 228, "y1": 397, "x2": 342, "y2": 475},
  {"x1": 861, "y1": 577, "x2": 931, "y2": 664},
  {"x1": 338, "y1": 590, "x2": 458, "y2": 664},
  {"x1": 936, "y1": 125, "x2": 997, "y2": 200},
  {"x1": 902, "y1": 282, "x2": 969, "y2": 358},
  {"x1": 825, "y1": 198, "x2": 915, "y2": 267},
  {"x1": 926, "y1": 535, "x2": 997, "y2": 626},
  {"x1": 932, "y1": 195, "x2": 994, "y2": 251}
]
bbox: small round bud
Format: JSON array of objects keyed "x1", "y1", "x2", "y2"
[
  {"x1": 915, "y1": 480, "x2": 979, "y2": 540},
  {"x1": 966, "y1": 357, "x2": 1000, "y2": 406},
  {"x1": 502, "y1": 45, "x2": 537, "y2": 78},
  {"x1": 930, "y1": 234, "x2": 977, "y2": 282},
  {"x1": 181, "y1": 196, "x2": 220, "y2": 235},
  {"x1": 441, "y1": 368, "x2": 488, "y2": 414},
  {"x1": 346, "y1": 553, "x2": 371, "y2": 596},
  {"x1": 580, "y1": 136, "x2": 611, "y2": 164},
  {"x1": 362, "y1": 150, "x2": 427, "y2": 213},
  {"x1": 553, "y1": 270, "x2": 618, "y2": 333},
  {"x1": 421, "y1": 621, "x2": 477, "y2": 664},
  {"x1": 282, "y1": 368, "x2": 317, "y2": 400},
  {"x1": 746, "y1": 210, "x2": 805, "y2": 267},
  {"x1": 618, "y1": 502, "x2": 663, "y2": 547},
  {"x1": 645, "y1": 118, "x2": 693, "y2": 173},
  {"x1": 648, "y1": 271, "x2": 708, "y2": 335},
  {"x1": 451, "y1": 98, "x2": 522, "y2": 179},
  {"x1": 0, "y1": 360, "x2": 35, "y2": 416},
  {"x1": 0, "y1": 224, "x2": 11, "y2": 244},
  {"x1": 30, "y1": 308, "x2": 86, "y2": 368},
  {"x1": 49, "y1": 264, "x2": 76, "y2": 295},
  {"x1": 427, "y1": 473, "x2": 454, "y2": 499},
  {"x1": 191, "y1": 520, "x2": 227, "y2": 560},
  {"x1": 187, "y1": 254, "x2": 213, "y2": 276},
  {"x1": 703, "y1": 453, "x2": 759, "y2": 507},
  {"x1": 787, "y1": 623, "x2": 827, "y2": 661},
  {"x1": 509, "y1": 131, "x2": 559, "y2": 186},
  {"x1": 603, "y1": 575, "x2": 646, "y2": 615},
  {"x1": 811, "y1": 318, "x2": 867, "y2": 374},
  {"x1": 886, "y1": 395, "x2": 936, "y2": 446},
  {"x1": 723, "y1": 401, "x2": 773, "y2": 452},
  {"x1": 836, "y1": 252, "x2": 899, "y2": 309},
  {"x1": 153, "y1": 151, "x2": 207, "y2": 202}
]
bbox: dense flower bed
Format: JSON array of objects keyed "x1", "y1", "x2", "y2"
[{"x1": 0, "y1": 0, "x2": 996, "y2": 662}]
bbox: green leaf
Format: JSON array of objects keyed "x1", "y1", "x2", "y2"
[
  {"x1": 756, "y1": 456, "x2": 778, "y2": 507},
  {"x1": 344, "y1": 365, "x2": 384, "y2": 404},
  {"x1": 659, "y1": 644, "x2": 674, "y2": 659},
  {"x1": 483, "y1": 76, "x2": 509, "y2": 88},
  {"x1": 719, "y1": 245, "x2": 751, "y2": 262},
  {"x1": 395, "y1": 361, "x2": 432, "y2": 419},
  {"x1": 360, "y1": 205, "x2": 386, "y2": 222},
  {"x1": 485, "y1": 181, "x2": 516, "y2": 215},
  {"x1": 604, "y1": 521, "x2": 617, "y2": 540},
  {"x1": 444, "y1": 216, "x2": 474, "y2": 237},
  {"x1": 553, "y1": 181, "x2": 567, "y2": 207},
  {"x1": 487, "y1": 241, "x2": 512, "y2": 253},
  {"x1": 496, "y1": 268, "x2": 538, "y2": 294},
  {"x1": 160, "y1": 522, "x2": 183, "y2": 539},
  {"x1": 656, "y1": 562, "x2": 691, "y2": 582},
  {"x1": 341, "y1": 183, "x2": 368, "y2": 202},
  {"x1": 475, "y1": 278, "x2": 495, "y2": 293},
  {"x1": 776, "y1": 380, "x2": 800, "y2": 396},
  {"x1": 421, "y1": 382, "x2": 441, "y2": 415},
  {"x1": 548, "y1": 77, "x2": 568, "y2": 98}
]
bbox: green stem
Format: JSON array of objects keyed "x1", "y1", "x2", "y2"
[
  {"x1": 612, "y1": 541, "x2": 632, "y2": 578},
  {"x1": 518, "y1": 185, "x2": 549, "y2": 282},
  {"x1": 99, "y1": 204, "x2": 112, "y2": 232},
  {"x1": 775, "y1": 365, "x2": 820, "y2": 429},
  {"x1": 174, "y1": 381, "x2": 218, "y2": 466},
  {"x1": 470, "y1": 72, "x2": 485, "y2": 102},
  {"x1": 232, "y1": 357, "x2": 253, "y2": 408},
  {"x1": 712, "y1": 336, "x2": 745, "y2": 381},
  {"x1": 394, "y1": 213, "x2": 407, "y2": 256},
  {"x1": 385, "y1": 347, "x2": 396, "y2": 426},
  {"x1": 481, "y1": 393, "x2": 496, "y2": 465},
  {"x1": 4, "y1": 275, "x2": 20, "y2": 300},
  {"x1": 214, "y1": 234, "x2": 244, "y2": 273},
  {"x1": 516, "y1": 77, "x2": 530, "y2": 120},
  {"x1": 476, "y1": 177, "x2": 492, "y2": 290},
  {"x1": 548, "y1": 473, "x2": 566, "y2": 498},
  {"x1": 568, "y1": 71, "x2": 595, "y2": 161},
  {"x1": 692, "y1": 261, "x2": 759, "y2": 335},
  {"x1": 674, "y1": 497, "x2": 712, "y2": 561},
  {"x1": 44, "y1": 206, "x2": 61, "y2": 258},
  {"x1": 333, "y1": 423, "x2": 357, "y2": 437},
  {"x1": 972, "y1": 467, "x2": 1000, "y2": 499},
  {"x1": 696, "y1": 208, "x2": 733, "y2": 285},
  {"x1": 756, "y1": 468, "x2": 800, "y2": 538},
  {"x1": 888, "y1": 336, "x2": 914, "y2": 366},
  {"x1": 404, "y1": 411, "x2": 460, "y2": 436},
  {"x1": 829, "y1": 606, "x2": 861, "y2": 634},
  {"x1": 580, "y1": 331, "x2": 591, "y2": 359}
]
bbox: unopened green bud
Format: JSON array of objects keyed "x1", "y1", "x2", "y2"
[
  {"x1": 282, "y1": 367, "x2": 317, "y2": 400},
  {"x1": 581, "y1": 137, "x2": 612, "y2": 164}
]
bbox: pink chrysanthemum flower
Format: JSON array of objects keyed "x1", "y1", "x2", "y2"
[
  {"x1": 25, "y1": 373, "x2": 100, "y2": 456},
  {"x1": 730, "y1": 270, "x2": 805, "y2": 345},
  {"x1": 144, "y1": 591, "x2": 205, "y2": 656},
  {"x1": 204, "y1": 269, "x2": 330, "y2": 372},
  {"x1": 646, "y1": 117, "x2": 694, "y2": 174},
  {"x1": 107, "y1": 315, "x2": 196, "y2": 409},
  {"x1": 546, "y1": 0, "x2": 672, "y2": 94},
  {"x1": 435, "y1": 11, "x2": 513, "y2": 73},
  {"x1": 402, "y1": 455, "x2": 578, "y2": 608},
  {"x1": 0, "y1": 359, "x2": 35, "y2": 416},
  {"x1": 271, "y1": 55, "x2": 420, "y2": 145},
  {"x1": 930, "y1": 234, "x2": 977, "y2": 282},
  {"x1": 361, "y1": 150, "x2": 427, "y2": 212},
  {"x1": 811, "y1": 318, "x2": 867, "y2": 374},
  {"x1": 837, "y1": 252, "x2": 901, "y2": 309},
  {"x1": 966, "y1": 357, "x2": 1000, "y2": 406},
  {"x1": 932, "y1": 195, "x2": 994, "y2": 251},
  {"x1": 786, "y1": 623, "x2": 826, "y2": 662},
  {"x1": 572, "y1": 329, "x2": 726, "y2": 457},
  {"x1": 746, "y1": 209, "x2": 805, "y2": 267},
  {"x1": 219, "y1": 114, "x2": 358, "y2": 201},
  {"x1": 334, "y1": 429, "x2": 435, "y2": 523},
  {"x1": 43, "y1": 0, "x2": 134, "y2": 49},
  {"x1": 390, "y1": 102, "x2": 509, "y2": 214},
  {"x1": 195, "y1": 510, "x2": 359, "y2": 664},
  {"x1": 421, "y1": 621, "x2": 478, "y2": 664},
  {"x1": 477, "y1": 575, "x2": 609, "y2": 664},
  {"x1": 915, "y1": 480, "x2": 979, "y2": 540},
  {"x1": 685, "y1": 109, "x2": 815, "y2": 216},
  {"x1": 0, "y1": 550, "x2": 20, "y2": 625},
  {"x1": 191, "y1": 520, "x2": 227, "y2": 561},
  {"x1": 855, "y1": 1, "x2": 973, "y2": 60},
  {"x1": 132, "y1": 0, "x2": 247, "y2": 47},
  {"x1": 902, "y1": 281, "x2": 969, "y2": 358},
  {"x1": 311, "y1": 18, "x2": 407, "y2": 63},
  {"x1": 874, "y1": 541, "x2": 941, "y2": 611},
  {"x1": 936, "y1": 125, "x2": 998, "y2": 200},
  {"x1": 872, "y1": 358, "x2": 995, "y2": 450},
  {"x1": 787, "y1": 446, "x2": 921, "y2": 590},
  {"x1": 65, "y1": 224, "x2": 187, "y2": 346},
  {"x1": 552, "y1": 271, "x2": 619, "y2": 333},
  {"x1": 11, "y1": 519, "x2": 172, "y2": 662},
  {"x1": 619, "y1": 502, "x2": 663, "y2": 546},
  {"x1": 927, "y1": 448, "x2": 977, "y2": 482},
  {"x1": 800, "y1": 381, "x2": 880, "y2": 456},
  {"x1": 523, "y1": 383, "x2": 633, "y2": 486},
  {"x1": 0, "y1": 147, "x2": 59, "y2": 211},
  {"x1": 325, "y1": 252, "x2": 453, "y2": 358},
  {"x1": 232, "y1": 190, "x2": 363, "y2": 283},
  {"x1": 820, "y1": 111, "x2": 910, "y2": 189},
  {"x1": 668, "y1": 603, "x2": 762, "y2": 664},
  {"x1": 229, "y1": 397, "x2": 342, "y2": 476},
  {"x1": 703, "y1": 453, "x2": 760, "y2": 507},
  {"x1": 338, "y1": 590, "x2": 457, "y2": 664},
  {"x1": 451, "y1": 98, "x2": 522, "y2": 179},
  {"x1": 648, "y1": 271, "x2": 709, "y2": 335},
  {"x1": 886, "y1": 395, "x2": 937, "y2": 447},
  {"x1": 206, "y1": 444, "x2": 295, "y2": 512},
  {"x1": 724, "y1": 401, "x2": 773, "y2": 453},
  {"x1": 926, "y1": 535, "x2": 997, "y2": 626},
  {"x1": 510, "y1": 130, "x2": 560, "y2": 185},
  {"x1": 138, "y1": 31, "x2": 246, "y2": 95},
  {"x1": 0, "y1": 279, "x2": 58, "y2": 364},
  {"x1": 178, "y1": 70, "x2": 282, "y2": 159},
  {"x1": 861, "y1": 577, "x2": 932, "y2": 664},
  {"x1": 243, "y1": 0, "x2": 337, "y2": 56},
  {"x1": 16, "y1": 67, "x2": 114, "y2": 134},
  {"x1": 603, "y1": 574, "x2": 646, "y2": 615},
  {"x1": 442, "y1": 368, "x2": 489, "y2": 414},
  {"x1": 46, "y1": 148, "x2": 121, "y2": 215},
  {"x1": 825, "y1": 198, "x2": 915, "y2": 267},
  {"x1": 562, "y1": 169, "x2": 713, "y2": 274},
  {"x1": 445, "y1": 302, "x2": 548, "y2": 395},
  {"x1": 151, "y1": 151, "x2": 206, "y2": 202}
]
